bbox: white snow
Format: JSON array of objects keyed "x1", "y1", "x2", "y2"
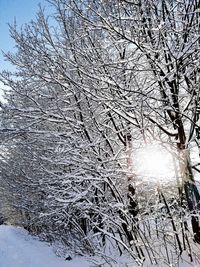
[
  {"x1": 0, "y1": 225, "x2": 199, "y2": 267},
  {"x1": 0, "y1": 225, "x2": 89, "y2": 267}
]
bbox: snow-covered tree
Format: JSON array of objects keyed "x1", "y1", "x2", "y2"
[{"x1": 1, "y1": 0, "x2": 200, "y2": 265}]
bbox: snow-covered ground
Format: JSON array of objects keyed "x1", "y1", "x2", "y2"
[
  {"x1": 0, "y1": 224, "x2": 200, "y2": 267},
  {"x1": 0, "y1": 225, "x2": 90, "y2": 267},
  {"x1": 0, "y1": 225, "x2": 133, "y2": 267}
]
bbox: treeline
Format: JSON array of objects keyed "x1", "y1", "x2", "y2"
[{"x1": 0, "y1": 0, "x2": 200, "y2": 265}]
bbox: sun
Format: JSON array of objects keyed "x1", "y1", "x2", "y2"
[{"x1": 133, "y1": 143, "x2": 175, "y2": 183}]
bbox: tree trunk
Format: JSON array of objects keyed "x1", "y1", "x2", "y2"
[{"x1": 178, "y1": 137, "x2": 200, "y2": 243}]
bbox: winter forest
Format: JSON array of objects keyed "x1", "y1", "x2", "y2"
[{"x1": 0, "y1": 0, "x2": 200, "y2": 266}]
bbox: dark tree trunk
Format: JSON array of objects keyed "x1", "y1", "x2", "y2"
[{"x1": 178, "y1": 128, "x2": 200, "y2": 243}]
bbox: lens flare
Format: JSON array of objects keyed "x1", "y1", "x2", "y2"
[{"x1": 134, "y1": 144, "x2": 175, "y2": 183}]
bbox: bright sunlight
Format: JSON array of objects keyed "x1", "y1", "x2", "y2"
[{"x1": 134, "y1": 143, "x2": 175, "y2": 183}]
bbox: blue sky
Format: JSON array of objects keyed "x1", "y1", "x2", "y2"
[{"x1": 0, "y1": 0, "x2": 46, "y2": 71}]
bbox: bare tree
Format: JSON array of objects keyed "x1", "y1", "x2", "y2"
[{"x1": 1, "y1": 0, "x2": 200, "y2": 265}]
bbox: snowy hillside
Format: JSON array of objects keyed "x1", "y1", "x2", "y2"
[{"x1": 0, "y1": 225, "x2": 89, "y2": 267}]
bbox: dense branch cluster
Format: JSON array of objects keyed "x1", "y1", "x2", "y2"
[{"x1": 0, "y1": 0, "x2": 200, "y2": 265}]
